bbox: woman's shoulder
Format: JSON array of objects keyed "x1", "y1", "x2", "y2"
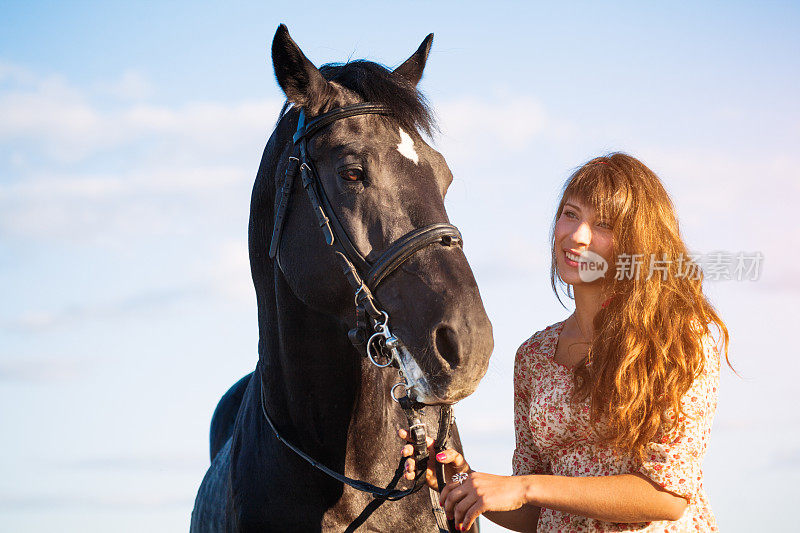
[
  {"x1": 514, "y1": 320, "x2": 566, "y2": 385},
  {"x1": 516, "y1": 319, "x2": 567, "y2": 358}
]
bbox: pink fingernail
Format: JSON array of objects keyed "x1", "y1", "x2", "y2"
[{"x1": 436, "y1": 452, "x2": 446, "y2": 461}]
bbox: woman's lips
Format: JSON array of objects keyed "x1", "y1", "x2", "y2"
[{"x1": 564, "y1": 250, "x2": 580, "y2": 267}]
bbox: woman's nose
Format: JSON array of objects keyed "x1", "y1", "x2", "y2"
[{"x1": 571, "y1": 221, "x2": 592, "y2": 246}]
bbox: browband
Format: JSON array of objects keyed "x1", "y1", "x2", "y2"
[{"x1": 293, "y1": 103, "x2": 391, "y2": 144}]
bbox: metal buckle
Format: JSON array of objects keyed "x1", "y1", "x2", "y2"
[{"x1": 354, "y1": 282, "x2": 368, "y2": 307}]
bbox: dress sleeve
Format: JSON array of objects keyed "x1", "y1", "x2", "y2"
[
  {"x1": 637, "y1": 333, "x2": 721, "y2": 501},
  {"x1": 512, "y1": 337, "x2": 549, "y2": 476}
]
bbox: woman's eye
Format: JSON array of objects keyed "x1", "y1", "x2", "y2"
[
  {"x1": 563, "y1": 210, "x2": 577, "y2": 219},
  {"x1": 597, "y1": 221, "x2": 611, "y2": 229},
  {"x1": 338, "y1": 168, "x2": 364, "y2": 182}
]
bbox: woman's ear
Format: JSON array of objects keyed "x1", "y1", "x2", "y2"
[
  {"x1": 393, "y1": 33, "x2": 433, "y2": 87},
  {"x1": 271, "y1": 24, "x2": 332, "y2": 110}
]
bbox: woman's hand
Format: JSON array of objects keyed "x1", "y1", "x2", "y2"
[
  {"x1": 397, "y1": 428, "x2": 470, "y2": 490},
  {"x1": 440, "y1": 472, "x2": 532, "y2": 531}
]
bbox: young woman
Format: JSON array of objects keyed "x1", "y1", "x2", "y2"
[{"x1": 400, "y1": 153, "x2": 731, "y2": 532}]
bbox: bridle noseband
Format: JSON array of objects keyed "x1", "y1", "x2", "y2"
[{"x1": 261, "y1": 102, "x2": 461, "y2": 532}]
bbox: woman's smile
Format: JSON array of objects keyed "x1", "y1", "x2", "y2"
[{"x1": 564, "y1": 250, "x2": 582, "y2": 267}]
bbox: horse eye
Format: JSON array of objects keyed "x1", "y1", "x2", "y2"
[{"x1": 339, "y1": 168, "x2": 364, "y2": 181}]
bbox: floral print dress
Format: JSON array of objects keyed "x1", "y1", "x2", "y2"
[{"x1": 512, "y1": 320, "x2": 720, "y2": 532}]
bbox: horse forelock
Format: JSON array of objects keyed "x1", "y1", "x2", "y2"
[{"x1": 318, "y1": 60, "x2": 436, "y2": 138}]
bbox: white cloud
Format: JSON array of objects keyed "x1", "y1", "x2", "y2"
[
  {"x1": 0, "y1": 76, "x2": 110, "y2": 162},
  {"x1": 435, "y1": 94, "x2": 575, "y2": 164},
  {"x1": 0, "y1": 165, "x2": 252, "y2": 241},
  {"x1": 2, "y1": 165, "x2": 250, "y2": 200},
  {"x1": 0, "y1": 62, "x2": 280, "y2": 242},
  {"x1": 0, "y1": 355, "x2": 92, "y2": 382},
  {"x1": 0, "y1": 62, "x2": 282, "y2": 163},
  {"x1": 0, "y1": 287, "x2": 202, "y2": 333},
  {"x1": 96, "y1": 70, "x2": 154, "y2": 101}
]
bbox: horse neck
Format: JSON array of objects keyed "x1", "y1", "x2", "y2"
[
  {"x1": 250, "y1": 115, "x2": 402, "y2": 465},
  {"x1": 258, "y1": 268, "x2": 399, "y2": 460}
]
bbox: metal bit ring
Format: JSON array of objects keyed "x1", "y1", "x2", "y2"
[
  {"x1": 367, "y1": 331, "x2": 393, "y2": 367},
  {"x1": 390, "y1": 382, "x2": 408, "y2": 403}
]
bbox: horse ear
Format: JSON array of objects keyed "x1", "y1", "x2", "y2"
[
  {"x1": 393, "y1": 33, "x2": 434, "y2": 86},
  {"x1": 271, "y1": 24, "x2": 331, "y2": 109}
]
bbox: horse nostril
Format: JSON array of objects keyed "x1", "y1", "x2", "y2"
[{"x1": 434, "y1": 325, "x2": 461, "y2": 370}]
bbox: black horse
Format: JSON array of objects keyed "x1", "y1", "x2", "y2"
[{"x1": 191, "y1": 25, "x2": 493, "y2": 532}]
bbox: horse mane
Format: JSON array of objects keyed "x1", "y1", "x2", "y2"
[{"x1": 277, "y1": 60, "x2": 436, "y2": 138}]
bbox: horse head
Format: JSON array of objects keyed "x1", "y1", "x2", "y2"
[{"x1": 261, "y1": 25, "x2": 493, "y2": 404}]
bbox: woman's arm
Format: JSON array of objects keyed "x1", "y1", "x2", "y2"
[
  {"x1": 482, "y1": 505, "x2": 541, "y2": 532},
  {"x1": 442, "y1": 470, "x2": 687, "y2": 531},
  {"x1": 525, "y1": 472, "x2": 687, "y2": 522}
]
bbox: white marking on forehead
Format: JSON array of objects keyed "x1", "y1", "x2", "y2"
[{"x1": 396, "y1": 128, "x2": 419, "y2": 164}]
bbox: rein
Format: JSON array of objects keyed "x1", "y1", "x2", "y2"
[
  {"x1": 257, "y1": 363, "x2": 438, "y2": 501},
  {"x1": 262, "y1": 102, "x2": 462, "y2": 531}
]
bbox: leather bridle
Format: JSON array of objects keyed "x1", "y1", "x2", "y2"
[
  {"x1": 261, "y1": 102, "x2": 462, "y2": 532},
  {"x1": 269, "y1": 103, "x2": 462, "y2": 374}
]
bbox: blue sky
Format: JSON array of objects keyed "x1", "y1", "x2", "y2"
[{"x1": 1, "y1": 1, "x2": 798, "y2": 531}]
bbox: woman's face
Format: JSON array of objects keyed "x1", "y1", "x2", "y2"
[{"x1": 554, "y1": 196, "x2": 614, "y2": 286}]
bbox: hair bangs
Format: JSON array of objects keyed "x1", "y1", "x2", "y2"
[{"x1": 563, "y1": 158, "x2": 632, "y2": 228}]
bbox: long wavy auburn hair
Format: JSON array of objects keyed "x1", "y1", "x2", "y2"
[{"x1": 549, "y1": 152, "x2": 734, "y2": 462}]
